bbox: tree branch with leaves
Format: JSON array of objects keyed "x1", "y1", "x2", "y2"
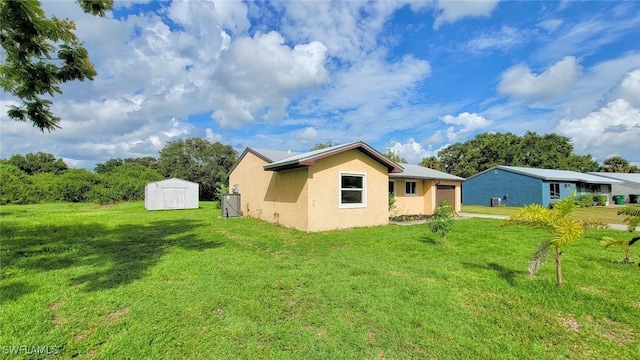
[{"x1": 0, "y1": 0, "x2": 113, "y2": 131}]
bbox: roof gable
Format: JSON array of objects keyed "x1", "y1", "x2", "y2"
[{"x1": 263, "y1": 141, "x2": 403, "y2": 173}]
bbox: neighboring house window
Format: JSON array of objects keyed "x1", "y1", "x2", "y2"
[
  {"x1": 389, "y1": 181, "x2": 396, "y2": 195},
  {"x1": 340, "y1": 172, "x2": 366, "y2": 208},
  {"x1": 405, "y1": 181, "x2": 417, "y2": 196},
  {"x1": 550, "y1": 183, "x2": 560, "y2": 199},
  {"x1": 564, "y1": 183, "x2": 571, "y2": 190}
]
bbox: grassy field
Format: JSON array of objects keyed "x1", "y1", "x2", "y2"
[
  {"x1": 463, "y1": 204, "x2": 640, "y2": 225},
  {"x1": 1, "y1": 202, "x2": 639, "y2": 359}
]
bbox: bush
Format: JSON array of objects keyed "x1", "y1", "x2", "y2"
[
  {"x1": 575, "y1": 194, "x2": 593, "y2": 207},
  {"x1": 595, "y1": 195, "x2": 607, "y2": 206},
  {"x1": 0, "y1": 164, "x2": 31, "y2": 204}
]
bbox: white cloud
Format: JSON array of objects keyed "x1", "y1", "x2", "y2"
[
  {"x1": 387, "y1": 138, "x2": 435, "y2": 164},
  {"x1": 466, "y1": 26, "x2": 526, "y2": 53},
  {"x1": 211, "y1": 31, "x2": 329, "y2": 128},
  {"x1": 604, "y1": 68, "x2": 640, "y2": 107},
  {"x1": 556, "y1": 99, "x2": 640, "y2": 161},
  {"x1": 498, "y1": 56, "x2": 582, "y2": 102},
  {"x1": 538, "y1": 18, "x2": 563, "y2": 32},
  {"x1": 433, "y1": 0, "x2": 501, "y2": 29},
  {"x1": 440, "y1": 112, "x2": 492, "y2": 141},
  {"x1": 294, "y1": 127, "x2": 319, "y2": 144}
]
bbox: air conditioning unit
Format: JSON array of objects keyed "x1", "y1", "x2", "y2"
[
  {"x1": 490, "y1": 197, "x2": 501, "y2": 207},
  {"x1": 222, "y1": 193, "x2": 241, "y2": 218}
]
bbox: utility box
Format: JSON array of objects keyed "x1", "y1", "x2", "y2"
[
  {"x1": 222, "y1": 193, "x2": 241, "y2": 218},
  {"x1": 490, "y1": 197, "x2": 501, "y2": 207}
]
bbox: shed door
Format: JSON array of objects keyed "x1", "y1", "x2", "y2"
[
  {"x1": 163, "y1": 187, "x2": 186, "y2": 209},
  {"x1": 436, "y1": 185, "x2": 456, "y2": 206}
]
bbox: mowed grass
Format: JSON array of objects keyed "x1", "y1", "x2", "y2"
[
  {"x1": 1, "y1": 202, "x2": 639, "y2": 359},
  {"x1": 463, "y1": 204, "x2": 640, "y2": 225}
]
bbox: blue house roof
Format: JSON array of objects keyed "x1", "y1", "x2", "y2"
[{"x1": 467, "y1": 166, "x2": 622, "y2": 184}]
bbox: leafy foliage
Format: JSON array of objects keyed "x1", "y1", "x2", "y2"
[
  {"x1": 159, "y1": 138, "x2": 237, "y2": 201},
  {"x1": 309, "y1": 141, "x2": 338, "y2": 150},
  {"x1": 426, "y1": 200, "x2": 456, "y2": 246},
  {"x1": 502, "y1": 193, "x2": 587, "y2": 285},
  {"x1": 4, "y1": 152, "x2": 68, "y2": 174},
  {"x1": 601, "y1": 156, "x2": 640, "y2": 173},
  {"x1": 601, "y1": 236, "x2": 640, "y2": 264},
  {"x1": 419, "y1": 156, "x2": 443, "y2": 171},
  {"x1": 382, "y1": 150, "x2": 406, "y2": 163},
  {"x1": 0, "y1": 0, "x2": 113, "y2": 131},
  {"x1": 437, "y1": 132, "x2": 600, "y2": 178}
]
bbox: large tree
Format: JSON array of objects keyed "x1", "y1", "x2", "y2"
[
  {"x1": 382, "y1": 150, "x2": 406, "y2": 163},
  {"x1": 437, "y1": 132, "x2": 599, "y2": 178},
  {"x1": 159, "y1": 138, "x2": 237, "y2": 201},
  {"x1": 419, "y1": 156, "x2": 444, "y2": 171},
  {"x1": 4, "y1": 152, "x2": 68, "y2": 175},
  {"x1": 0, "y1": 0, "x2": 113, "y2": 131},
  {"x1": 601, "y1": 156, "x2": 639, "y2": 173}
]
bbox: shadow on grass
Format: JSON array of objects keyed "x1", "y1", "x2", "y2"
[
  {"x1": 462, "y1": 261, "x2": 527, "y2": 286},
  {"x1": 1, "y1": 220, "x2": 222, "y2": 297},
  {"x1": 419, "y1": 236, "x2": 438, "y2": 245}
]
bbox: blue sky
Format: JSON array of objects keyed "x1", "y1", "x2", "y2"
[{"x1": 1, "y1": 0, "x2": 639, "y2": 169}]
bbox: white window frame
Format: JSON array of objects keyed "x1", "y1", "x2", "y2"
[
  {"x1": 339, "y1": 172, "x2": 366, "y2": 208},
  {"x1": 389, "y1": 180, "x2": 396, "y2": 196},
  {"x1": 405, "y1": 180, "x2": 417, "y2": 196},
  {"x1": 550, "y1": 183, "x2": 560, "y2": 199}
]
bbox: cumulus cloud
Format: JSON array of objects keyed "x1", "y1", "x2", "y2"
[
  {"x1": 294, "y1": 127, "x2": 319, "y2": 144},
  {"x1": 212, "y1": 31, "x2": 329, "y2": 128},
  {"x1": 556, "y1": 99, "x2": 640, "y2": 161},
  {"x1": 440, "y1": 112, "x2": 492, "y2": 141},
  {"x1": 604, "y1": 68, "x2": 640, "y2": 107},
  {"x1": 498, "y1": 56, "x2": 582, "y2": 102},
  {"x1": 433, "y1": 0, "x2": 501, "y2": 29},
  {"x1": 387, "y1": 139, "x2": 436, "y2": 164}
]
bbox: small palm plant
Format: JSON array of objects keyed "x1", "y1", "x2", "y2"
[
  {"x1": 427, "y1": 200, "x2": 456, "y2": 246},
  {"x1": 601, "y1": 236, "x2": 640, "y2": 264},
  {"x1": 502, "y1": 193, "x2": 587, "y2": 286},
  {"x1": 601, "y1": 207, "x2": 640, "y2": 264}
]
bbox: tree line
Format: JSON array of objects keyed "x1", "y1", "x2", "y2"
[
  {"x1": 0, "y1": 138, "x2": 237, "y2": 205},
  {"x1": 414, "y1": 132, "x2": 639, "y2": 178}
]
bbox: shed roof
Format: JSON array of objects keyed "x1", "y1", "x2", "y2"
[
  {"x1": 468, "y1": 166, "x2": 622, "y2": 184},
  {"x1": 389, "y1": 163, "x2": 464, "y2": 181},
  {"x1": 263, "y1": 141, "x2": 403, "y2": 173},
  {"x1": 587, "y1": 172, "x2": 640, "y2": 185}
]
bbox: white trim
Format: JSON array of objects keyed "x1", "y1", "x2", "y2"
[
  {"x1": 405, "y1": 180, "x2": 418, "y2": 196},
  {"x1": 339, "y1": 171, "x2": 367, "y2": 209}
]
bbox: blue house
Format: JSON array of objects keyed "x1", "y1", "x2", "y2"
[{"x1": 462, "y1": 166, "x2": 621, "y2": 207}]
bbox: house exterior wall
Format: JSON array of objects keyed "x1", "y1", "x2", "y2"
[
  {"x1": 611, "y1": 182, "x2": 640, "y2": 203},
  {"x1": 462, "y1": 169, "x2": 542, "y2": 206},
  {"x1": 541, "y1": 181, "x2": 576, "y2": 207},
  {"x1": 393, "y1": 179, "x2": 462, "y2": 215},
  {"x1": 306, "y1": 150, "x2": 389, "y2": 232},
  {"x1": 228, "y1": 152, "x2": 309, "y2": 230}
]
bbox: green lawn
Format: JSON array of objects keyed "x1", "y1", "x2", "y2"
[
  {"x1": 1, "y1": 202, "x2": 639, "y2": 359},
  {"x1": 463, "y1": 204, "x2": 640, "y2": 225}
]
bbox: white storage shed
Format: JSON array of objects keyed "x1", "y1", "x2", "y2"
[{"x1": 145, "y1": 178, "x2": 199, "y2": 210}]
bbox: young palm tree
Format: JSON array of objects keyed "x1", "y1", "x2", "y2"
[
  {"x1": 502, "y1": 194, "x2": 585, "y2": 286},
  {"x1": 601, "y1": 236, "x2": 640, "y2": 264}
]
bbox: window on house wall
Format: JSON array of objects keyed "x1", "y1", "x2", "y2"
[
  {"x1": 389, "y1": 181, "x2": 395, "y2": 195},
  {"x1": 550, "y1": 183, "x2": 560, "y2": 199},
  {"x1": 564, "y1": 183, "x2": 571, "y2": 190},
  {"x1": 340, "y1": 173, "x2": 366, "y2": 208},
  {"x1": 405, "y1": 181, "x2": 417, "y2": 196}
]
